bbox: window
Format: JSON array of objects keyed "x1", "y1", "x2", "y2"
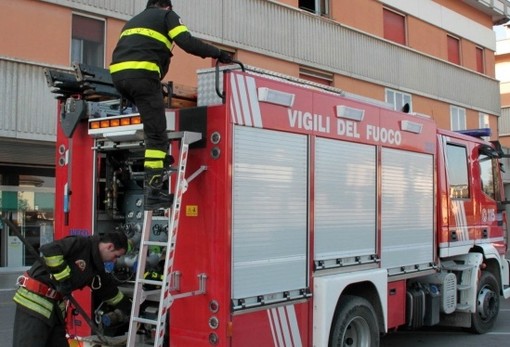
[
  {"x1": 299, "y1": 0, "x2": 329, "y2": 16},
  {"x1": 446, "y1": 144, "x2": 469, "y2": 199},
  {"x1": 299, "y1": 67, "x2": 333, "y2": 86},
  {"x1": 479, "y1": 155, "x2": 495, "y2": 200},
  {"x1": 447, "y1": 35, "x2": 460, "y2": 65},
  {"x1": 479, "y1": 113, "x2": 489, "y2": 129},
  {"x1": 475, "y1": 46, "x2": 484, "y2": 73},
  {"x1": 71, "y1": 14, "x2": 105, "y2": 67},
  {"x1": 450, "y1": 105, "x2": 466, "y2": 131},
  {"x1": 385, "y1": 89, "x2": 412, "y2": 112},
  {"x1": 479, "y1": 113, "x2": 490, "y2": 140},
  {"x1": 383, "y1": 8, "x2": 406, "y2": 45}
]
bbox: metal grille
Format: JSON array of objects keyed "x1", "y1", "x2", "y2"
[
  {"x1": 40, "y1": 0, "x2": 141, "y2": 20},
  {"x1": 0, "y1": 59, "x2": 58, "y2": 142},
  {"x1": 499, "y1": 108, "x2": 510, "y2": 135}
]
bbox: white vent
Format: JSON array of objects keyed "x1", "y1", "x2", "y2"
[
  {"x1": 442, "y1": 272, "x2": 457, "y2": 314},
  {"x1": 401, "y1": 120, "x2": 423, "y2": 134},
  {"x1": 336, "y1": 105, "x2": 365, "y2": 121},
  {"x1": 258, "y1": 87, "x2": 295, "y2": 107}
]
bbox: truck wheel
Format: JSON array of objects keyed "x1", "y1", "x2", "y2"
[
  {"x1": 329, "y1": 295, "x2": 379, "y2": 347},
  {"x1": 470, "y1": 271, "x2": 500, "y2": 334}
]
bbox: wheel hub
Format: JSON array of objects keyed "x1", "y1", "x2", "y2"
[
  {"x1": 477, "y1": 286, "x2": 497, "y2": 320},
  {"x1": 343, "y1": 317, "x2": 371, "y2": 347}
]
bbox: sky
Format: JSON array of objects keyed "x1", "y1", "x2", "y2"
[{"x1": 495, "y1": 24, "x2": 508, "y2": 40}]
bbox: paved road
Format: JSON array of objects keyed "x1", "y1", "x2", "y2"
[
  {"x1": 0, "y1": 289, "x2": 16, "y2": 347},
  {"x1": 2, "y1": 287, "x2": 510, "y2": 346}
]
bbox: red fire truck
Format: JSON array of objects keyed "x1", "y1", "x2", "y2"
[{"x1": 46, "y1": 62, "x2": 510, "y2": 346}]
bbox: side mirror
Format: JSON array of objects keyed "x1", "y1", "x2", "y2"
[{"x1": 478, "y1": 144, "x2": 501, "y2": 159}]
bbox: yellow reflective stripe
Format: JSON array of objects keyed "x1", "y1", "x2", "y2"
[
  {"x1": 58, "y1": 301, "x2": 66, "y2": 316},
  {"x1": 145, "y1": 149, "x2": 167, "y2": 159},
  {"x1": 44, "y1": 255, "x2": 64, "y2": 268},
  {"x1": 144, "y1": 161, "x2": 163, "y2": 169},
  {"x1": 14, "y1": 287, "x2": 54, "y2": 319},
  {"x1": 168, "y1": 25, "x2": 188, "y2": 39},
  {"x1": 120, "y1": 27, "x2": 172, "y2": 50},
  {"x1": 53, "y1": 265, "x2": 71, "y2": 281},
  {"x1": 144, "y1": 149, "x2": 166, "y2": 169},
  {"x1": 105, "y1": 290, "x2": 124, "y2": 306},
  {"x1": 110, "y1": 61, "x2": 161, "y2": 75}
]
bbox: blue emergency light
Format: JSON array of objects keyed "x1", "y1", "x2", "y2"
[{"x1": 455, "y1": 128, "x2": 491, "y2": 138}]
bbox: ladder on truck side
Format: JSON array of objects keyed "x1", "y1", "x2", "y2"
[{"x1": 127, "y1": 131, "x2": 206, "y2": 347}]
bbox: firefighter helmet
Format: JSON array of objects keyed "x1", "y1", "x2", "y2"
[{"x1": 146, "y1": 0, "x2": 172, "y2": 9}]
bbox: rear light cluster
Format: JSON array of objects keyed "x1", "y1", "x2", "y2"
[{"x1": 89, "y1": 115, "x2": 142, "y2": 130}]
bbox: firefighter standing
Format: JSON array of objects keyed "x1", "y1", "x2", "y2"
[
  {"x1": 110, "y1": 0, "x2": 233, "y2": 210},
  {"x1": 12, "y1": 231, "x2": 131, "y2": 347}
]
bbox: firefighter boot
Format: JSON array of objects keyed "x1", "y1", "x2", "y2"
[{"x1": 144, "y1": 168, "x2": 174, "y2": 210}]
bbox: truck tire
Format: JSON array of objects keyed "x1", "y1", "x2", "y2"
[
  {"x1": 470, "y1": 271, "x2": 500, "y2": 334},
  {"x1": 329, "y1": 295, "x2": 379, "y2": 347}
]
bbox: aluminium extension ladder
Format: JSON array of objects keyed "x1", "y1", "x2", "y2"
[{"x1": 127, "y1": 131, "x2": 204, "y2": 347}]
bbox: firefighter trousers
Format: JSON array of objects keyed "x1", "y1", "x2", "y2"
[
  {"x1": 112, "y1": 77, "x2": 169, "y2": 153},
  {"x1": 12, "y1": 304, "x2": 68, "y2": 347}
]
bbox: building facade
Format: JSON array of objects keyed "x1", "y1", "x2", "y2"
[
  {"x1": 1, "y1": 0, "x2": 508, "y2": 271},
  {"x1": 497, "y1": 24, "x2": 510, "y2": 147}
]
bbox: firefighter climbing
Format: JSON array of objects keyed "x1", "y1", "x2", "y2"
[{"x1": 109, "y1": 0, "x2": 232, "y2": 210}]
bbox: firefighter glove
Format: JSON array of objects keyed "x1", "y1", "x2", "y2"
[
  {"x1": 218, "y1": 50, "x2": 233, "y2": 64},
  {"x1": 115, "y1": 295, "x2": 133, "y2": 316},
  {"x1": 58, "y1": 279, "x2": 73, "y2": 298}
]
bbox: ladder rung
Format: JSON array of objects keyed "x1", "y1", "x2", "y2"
[
  {"x1": 167, "y1": 131, "x2": 201, "y2": 143},
  {"x1": 142, "y1": 241, "x2": 168, "y2": 247},
  {"x1": 132, "y1": 316, "x2": 159, "y2": 326},
  {"x1": 142, "y1": 289, "x2": 161, "y2": 296},
  {"x1": 138, "y1": 278, "x2": 164, "y2": 286},
  {"x1": 167, "y1": 131, "x2": 185, "y2": 140}
]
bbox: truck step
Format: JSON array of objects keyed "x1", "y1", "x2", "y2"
[
  {"x1": 456, "y1": 303, "x2": 471, "y2": 312},
  {"x1": 442, "y1": 261, "x2": 475, "y2": 272}
]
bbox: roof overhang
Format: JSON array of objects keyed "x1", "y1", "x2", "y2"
[{"x1": 463, "y1": 0, "x2": 510, "y2": 25}]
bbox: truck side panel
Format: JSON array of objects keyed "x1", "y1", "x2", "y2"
[
  {"x1": 232, "y1": 126, "x2": 308, "y2": 303},
  {"x1": 54, "y1": 114, "x2": 95, "y2": 338},
  {"x1": 381, "y1": 148, "x2": 434, "y2": 271},
  {"x1": 314, "y1": 138, "x2": 376, "y2": 265}
]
